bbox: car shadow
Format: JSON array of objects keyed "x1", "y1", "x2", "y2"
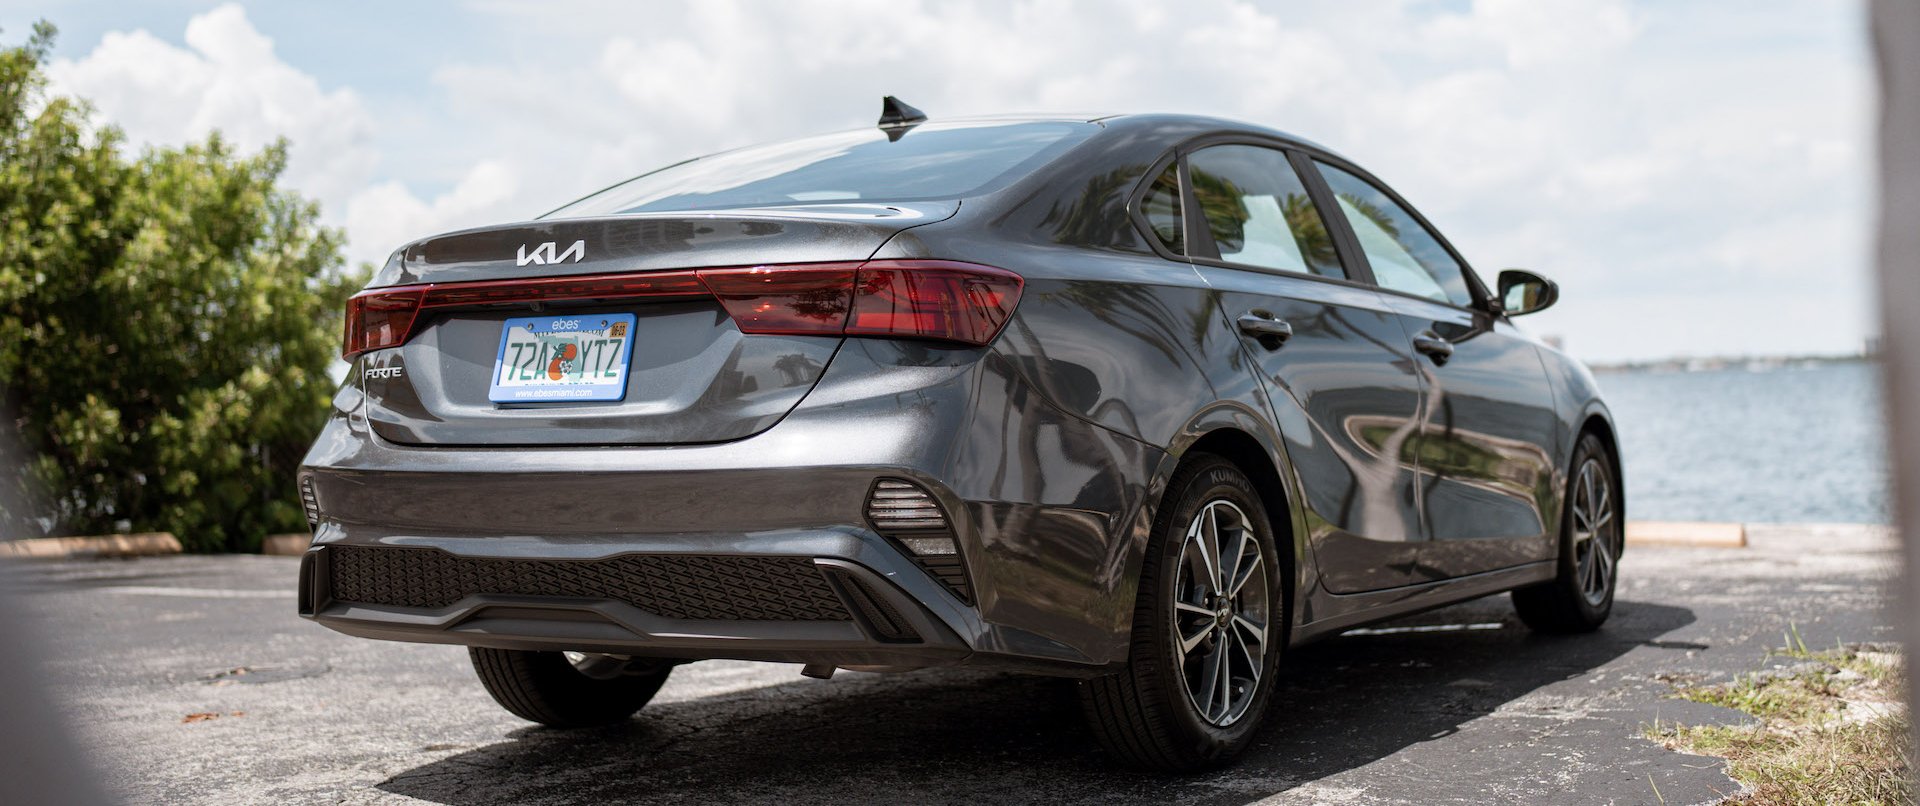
[{"x1": 377, "y1": 597, "x2": 1696, "y2": 805}]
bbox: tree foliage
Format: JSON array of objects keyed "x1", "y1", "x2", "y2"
[{"x1": 0, "y1": 23, "x2": 359, "y2": 550}]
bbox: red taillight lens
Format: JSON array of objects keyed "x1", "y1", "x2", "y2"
[
  {"x1": 340, "y1": 271, "x2": 707, "y2": 359},
  {"x1": 424, "y1": 271, "x2": 706, "y2": 307},
  {"x1": 697, "y1": 264, "x2": 861, "y2": 335},
  {"x1": 340, "y1": 260, "x2": 1022, "y2": 359},
  {"x1": 848, "y1": 260, "x2": 1024, "y2": 346},
  {"x1": 343, "y1": 288, "x2": 423, "y2": 358}
]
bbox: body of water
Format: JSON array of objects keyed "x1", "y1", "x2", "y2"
[{"x1": 1598, "y1": 361, "x2": 1888, "y2": 524}]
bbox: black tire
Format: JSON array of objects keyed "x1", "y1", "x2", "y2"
[
  {"x1": 1080, "y1": 454, "x2": 1284, "y2": 772},
  {"x1": 469, "y1": 648, "x2": 674, "y2": 728},
  {"x1": 1512, "y1": 432, "x2": 1621, "y2": 633}
]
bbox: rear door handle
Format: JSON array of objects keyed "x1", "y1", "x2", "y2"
[
  {"x1": 1412, "y1": 333, "x2": 1454, "y2": 365},
  {"x1": 1236, "y1": 312, "x2": 1293, "y2": 349}
]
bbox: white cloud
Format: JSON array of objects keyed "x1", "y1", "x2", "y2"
[
  {"x1": 344, "y1": 161, "x2": 519, "y2": 266},
  {"x1": 48, "y1": 5, "x2": 375, "y2": 228},
  {"x1": 1425, "y1": 0, "x2": 1641, "y2": 68},
  {"x1": 45, "y1": 4, "x2": 517, "y2": 266},
  {"x1": 41, "y1": 0, "x2": 1873, "y2": 361}
]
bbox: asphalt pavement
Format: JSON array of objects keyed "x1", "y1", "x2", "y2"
[{"x1": 3, "y1": 524, "x2": 1901, "y2": 805}]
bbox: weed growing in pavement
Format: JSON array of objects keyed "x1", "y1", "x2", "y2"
[{"x1": 1643, "y1": 634, "x2": 1910, "y2": 805}]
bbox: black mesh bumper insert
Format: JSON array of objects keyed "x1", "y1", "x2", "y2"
[{"x1": 325, "y1": 546, "x2": 852, "y2": 621}]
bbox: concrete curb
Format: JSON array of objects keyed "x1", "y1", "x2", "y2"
[
  {"x1": 1625, "y1": 521, "x2": 1747, "y2": 548},
  {"x1": 0, "y1": 533, "x2": 184, "y2": 560},
  {"x1": 260, "y1": 534, "x2": 311, "y2": 556}
]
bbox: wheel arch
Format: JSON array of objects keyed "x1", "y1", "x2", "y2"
[
  {"x1": 1576, "y1": 407, "x2": 1626, "y2": 554},
  {"x1": 1137, "y1": 406, "x2": 1310, "y2": 651},
  {"x1": 1579, "y1": 410, "x2": 1621, "y2": 464},
  {"x1": 1186, "y1": 428, "x2": 1299, "y2": 646}
]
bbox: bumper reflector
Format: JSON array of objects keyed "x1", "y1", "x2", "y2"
[
  {"x1": 897, "y1": 536, "x2": 957, "y2": 556},
  {"x1": 299, "y1": 475, "x2": 320, "y2": 530},
  {"x1": 866, "y1": 480, "x2": 949, "y2": 531},
  {"x1": 864, "y1": 479, "x2": 973, "y2": 603}
]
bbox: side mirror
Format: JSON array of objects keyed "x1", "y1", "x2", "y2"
[{"x1": 1497, "y1": 269, "x2": 1558, "y2": 316}]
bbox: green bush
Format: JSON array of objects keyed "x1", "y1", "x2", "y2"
[{"x1": 0, "y1": 23, "x2": 361, "y2": 551}]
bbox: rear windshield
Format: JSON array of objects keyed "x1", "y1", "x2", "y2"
[{"x1": 545, "y1": 121, "x2": 1093, "y2": 218}]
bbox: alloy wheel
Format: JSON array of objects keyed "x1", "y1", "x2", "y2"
[
  {"x1": 1172, "y1": 499, "x2": 1270, "y2": 727},
  {"x1": 1570, "y1": 458, "x2": 1618, "y2": 606}
]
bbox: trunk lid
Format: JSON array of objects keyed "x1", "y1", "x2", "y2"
[{"x1": 359, "y1": 203, "x2": 953, "y2": 447}]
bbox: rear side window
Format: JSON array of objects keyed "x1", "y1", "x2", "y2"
[
  {"x1": 1138, "y1": 163, "x2": 1184, "y2": 254},
  {"x1": 546, "y1": 121, "x2": 1093, "y2": 217},
  {"x1": 1187, "y1": 145, "x2": 1344, "y2": 279},
  {"x1": 1316, "y1": 162, "x2": 1474, "y2": 307}
]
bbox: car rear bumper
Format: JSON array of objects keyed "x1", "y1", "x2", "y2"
[
  {"x1": 299, "y1": 534, "x2": 975, "y2": 669},
  {"x1": 298, "y1": 339, "x2": 1163, "y2": 674}
]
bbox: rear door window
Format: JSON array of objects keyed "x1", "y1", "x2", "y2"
[
  {"x1": 1187, "y1": 144, "x2": 1345, "y2": 279},
  {"x1": 1315, "y1": 162, "x2": 1474, "y2": 307}
]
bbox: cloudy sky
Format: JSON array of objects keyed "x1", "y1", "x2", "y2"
[{"x1": 3, "y1": 0, "x2": 1873, "y2": 362}]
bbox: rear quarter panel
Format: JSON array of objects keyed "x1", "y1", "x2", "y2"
[
  {"x1": 862, "y1": 119, "x2": 1339, "y2": 659},
  {"x1": 875, "y1": 224, "x2": 1309, "y2": 661}
]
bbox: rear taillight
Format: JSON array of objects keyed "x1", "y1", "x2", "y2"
[
  {"x1": 341, "y1": 259, "x2": 1022, "y2": 359},
  {"x1": 343, "y1": 270, "x2": 711, "y2": 358},
  {"x1": 847, "y1": 261, "x2": 1024, "y2": 346},
  {"x1": 699, "y1": 264, "x2": 861, "y2": 335},
  {"x1": 343, "y1": 288, "x2": 423, "y2": 358}
]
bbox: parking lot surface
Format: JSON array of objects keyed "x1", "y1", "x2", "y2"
[{"x1": 6, "y1": 525, "x2": 1899, "y2": 805}]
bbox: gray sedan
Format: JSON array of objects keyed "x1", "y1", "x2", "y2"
[{"x1": 299, "y1": 103, "x2": 1623, "y2": 771}]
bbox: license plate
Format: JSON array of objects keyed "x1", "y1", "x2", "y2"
[{"x1": 489, "y1": 313, "x2": 636, "y2": 403}]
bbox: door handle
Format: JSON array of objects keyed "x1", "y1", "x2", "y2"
[
  {"x1": 1236, "y1": 313, "x2": 1293, "y2": 349},
  {"x1": 1412, "y1": 332, "x2": 1454, "y2": 365}
]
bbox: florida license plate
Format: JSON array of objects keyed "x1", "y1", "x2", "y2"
[{"x1": 489, "y1": 313, "x2": 636, "y2": 403}]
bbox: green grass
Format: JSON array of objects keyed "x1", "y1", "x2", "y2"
[{"x1": 1644, "y1": 638, "x2": 1912, "y2": 805}]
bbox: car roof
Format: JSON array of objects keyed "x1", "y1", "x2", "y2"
[{"x1": 922, "y1": 111, "x2": 1351, "y2": 163}]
